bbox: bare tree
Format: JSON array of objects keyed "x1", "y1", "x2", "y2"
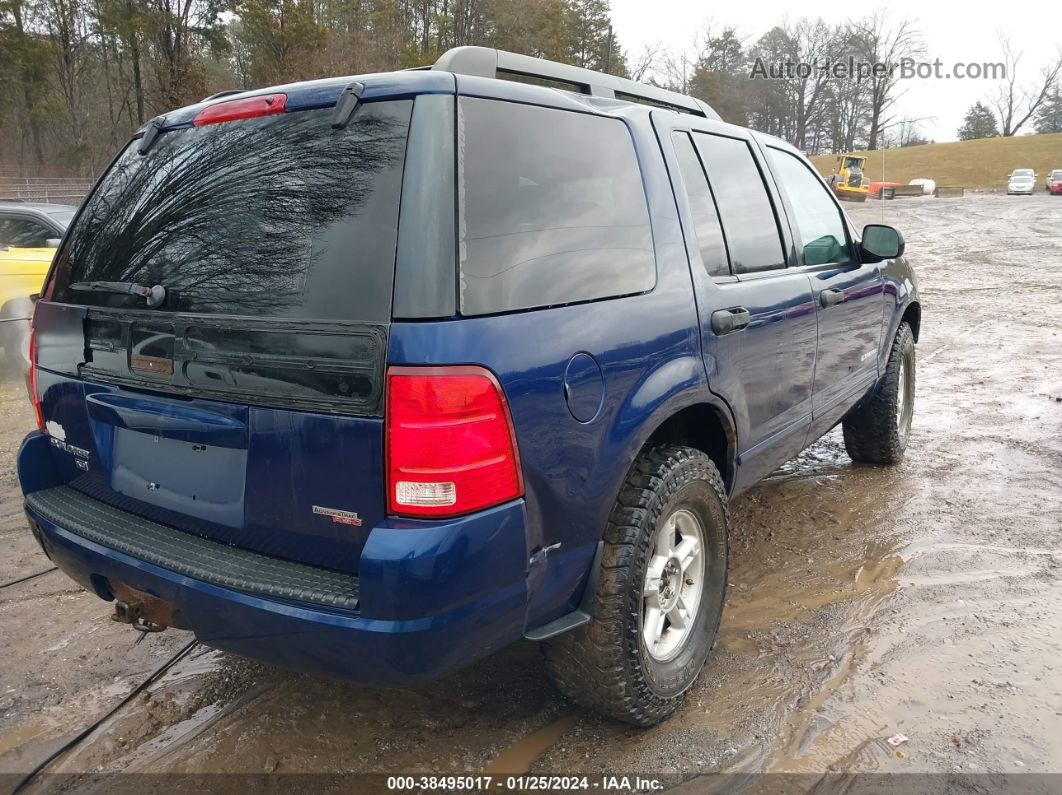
[
  {"x1": 991, "y1": 36, "x2": 1062, "y2": 136},
  {"x1": 40, "y1": 0, "x2": 95, "y2": 167},
  {"x1": 894, "y1": 117, "x2": 931, "y2": 147},
  {"x1": 8, "y1": 0, "x2": 48, "y2": 165},
  {"x1": 628, "y1": 41, "x2": 663, "y2": 82},
  {"x1": 649, "y1": 23, "x2": 718, "y2": 93},
  {"x1": 785, "y1": 18, "x2": 834, "y2": 151},
  {"x1": 825, "y1": 23, "x2": 871, "y2": 153},
  {"x1": 855, "y1": 11, "x2": 922, "y2": 151}
]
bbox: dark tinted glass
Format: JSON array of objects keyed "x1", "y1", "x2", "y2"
[
  {"x1": 53, "y1": 101, "x2": 412, "y2": 322},
  {"x1": 767, "y1": 147, "x2": 852, "y2": 267},
  {"x1": 459, "y1": 98, "x2": 655, "y2": 315},
  {"x1": 0, "y1": 217, "x2": 53, "y2": 247},
  {"x1": 693, "y1": 133, "x2": 785, "y2": 274},
  {"x1": 393, "y1": 94, "x2": 456, "y2": 319},
  {"x1": 671, "y1": 132, "x2": 730, "y2": 277}
]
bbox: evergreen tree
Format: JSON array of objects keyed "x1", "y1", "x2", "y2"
[
  {"x1": 237, "y1": 0, "x2": 325, "y2": 85},
  {"x1": 0, "y1": 0, "x2": 632, "y2": 171},
  {"x1": 957, "y1": 102, "x2": 999, "y2": 140},
  {"x1": 688, "y1": 27, "x2": 747, "y2": 125},
  {"x1": 1034, "y1": 91, "x2": 1062, "y2": 134}
]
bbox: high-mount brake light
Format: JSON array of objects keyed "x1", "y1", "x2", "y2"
[
  {"x1": 386, "y1": 366, "x2": 524, "y2": 519},
  {"x1": 192, "y1": 93, "x2": 287, "y2": 127}
]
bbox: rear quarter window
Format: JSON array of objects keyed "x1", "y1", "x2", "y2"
[{"x1": 458, "y1": 98, "x2": 655, "y2": 315}]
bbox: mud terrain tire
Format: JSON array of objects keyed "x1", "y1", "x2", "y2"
[
  {"x1": 542, "y1": 446, "x2": 729, "y2": 726},
  {"x1": 842, "y1": 322, "x2": 915, "y2": 464}
]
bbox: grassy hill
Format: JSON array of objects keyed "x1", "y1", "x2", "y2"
[{"x1": 809, "y1": 133, "x2": 1062, "y2": 190}]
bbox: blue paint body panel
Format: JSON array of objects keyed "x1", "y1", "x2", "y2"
[{"x1": 18, "y1": 66, "x2": 920, "y2": 684}]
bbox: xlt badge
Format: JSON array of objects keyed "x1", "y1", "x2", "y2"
[{"x1": 312, "y1": 505, "x2": 363, "y2": 527}]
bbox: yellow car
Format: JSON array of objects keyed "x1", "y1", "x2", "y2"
[
  {"x1": 0, "y1": 246, "x2": 54, "y2": 370},
  {"x1": 0, "y1": 202, "x2": 72, "y2": 370}
]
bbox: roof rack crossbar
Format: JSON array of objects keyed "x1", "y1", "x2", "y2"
[{"x1": 432, "y1": 47, "x2": 720, "y2": 121}]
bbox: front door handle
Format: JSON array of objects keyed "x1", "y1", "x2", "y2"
[
  {"x1": 711, "y1": 307, "x2": 751, "y2": 335},
  {"x1": 820, "y1": 288, "x2": 846, "y2": 308}
]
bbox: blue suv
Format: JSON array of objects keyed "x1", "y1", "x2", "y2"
[{"x1": 18, "y1": 47, "x2": 919, "y2": 726}]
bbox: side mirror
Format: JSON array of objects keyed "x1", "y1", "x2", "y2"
[
  {"x1": 860, "y1": 224, "x2": 905, "y2": 262},
  {"x1": 45, "y1": 238, "x2": 61, "y2": 248}
]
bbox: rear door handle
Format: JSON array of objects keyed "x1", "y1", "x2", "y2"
[
  {"x1": 711, "y1": 307, "x2": 751, "y2": 335},
  {"x1": 820, "y1": 288, "x2": 846, "y2": 308}
]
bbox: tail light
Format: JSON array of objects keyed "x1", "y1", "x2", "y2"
[
  {"x1": 386, "y1": 366, "x2": 523, "y2": 518},
  {"x1": 27, "y1": 321, "x2": 44, "y2": 431}
]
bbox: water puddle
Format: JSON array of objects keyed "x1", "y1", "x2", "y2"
[
  {"x1": 482, "y1": 715, "x2": 579, "y2": 775},
  {"x1": 0, "y1": 719, "x2": 46, "y2": 758}
]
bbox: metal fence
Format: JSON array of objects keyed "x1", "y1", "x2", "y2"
[{"x1": 0, "y1": 176, "x2": 92, "y2": 206}]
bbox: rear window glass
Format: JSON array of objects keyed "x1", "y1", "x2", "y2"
[
  {"x1": 458, "y1": 98, "x2": 655, "y2": 315},
  {"x1": 52, "y1": 101, "x2": 412, "y2": 323}
]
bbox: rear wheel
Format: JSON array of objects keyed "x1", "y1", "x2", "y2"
[
  {"x1": 842, "y1": 322, "x2": 915, "y2": 464},
  {"x1": 542, "y1": 446, "x2": 729, "y2": 726}
]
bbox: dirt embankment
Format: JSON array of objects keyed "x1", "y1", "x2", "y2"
[{"x1": 810, "y1": 133, "x2": 1062, "y2": 190}]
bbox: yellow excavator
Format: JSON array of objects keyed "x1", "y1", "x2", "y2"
[{"x1": 828, "y1": 155, "x2": 869, "y2": 202}]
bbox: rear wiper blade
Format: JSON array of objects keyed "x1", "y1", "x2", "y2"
[{"x1": 69, "y1": 280, "x2": 167, "y2": 308}]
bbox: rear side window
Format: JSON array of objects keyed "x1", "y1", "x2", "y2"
[
  {"x1": 693, "y1": 133, "x2": 785, "y2": 274},
  {"x1": 670, "y1": 132, "x2": 729, "y2": 277},
  {"x1": 52, "y1": 101, "x2": 412, "y2": 323},
  {"x1": 458, "y1": 98, "x2": 655, "y2": 315},
  {"x1": 767, "y1": 147, "x2": 852, "y2": 267}
]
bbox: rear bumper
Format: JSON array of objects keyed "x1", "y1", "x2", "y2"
[{"x1": 19, "y1": 432, "x2": 529, "y2": 684}]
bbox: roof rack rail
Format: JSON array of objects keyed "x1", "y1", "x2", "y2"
[
  {"x1": 432, "y1": 46, "x2": 720, "y2": 121},
  {"x1": 200, "y1": 89, "x2": 245, "y2": 102}
]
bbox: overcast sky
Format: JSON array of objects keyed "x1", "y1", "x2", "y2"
[{"x1": 610, "y1": 0, "x2": 1062, "y2": 142}]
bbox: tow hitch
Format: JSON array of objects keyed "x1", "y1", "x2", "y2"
[{"x1": 110, "y1": 582, "x2": 174, "y2": 633}]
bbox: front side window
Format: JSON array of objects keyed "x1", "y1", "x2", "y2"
[
  {"x1": 767, "y1": 147, "x2": 853, "y2": 267},
  {"x1": 693, "y1": 133, "x2": 785, "y2": 274},
  {"x1": 671, "y1": 132, "x2": 729, "y2": 277},
  {"x1": 0, "y1": 217, "x2": 53, "y2": 248},
  {"x1": 459, "y1": 98, "x2": 656, "y2": 315}
]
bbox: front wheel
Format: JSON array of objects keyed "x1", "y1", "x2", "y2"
[
  {"x1": 842, "y1": 322, "x2": 915, "y2": 464},
  {"x1": 542, "y1": 446, "x2": 729, "y2": 726}
]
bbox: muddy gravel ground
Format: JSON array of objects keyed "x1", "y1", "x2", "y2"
[{"x1": 0, "y1": 194, "x2": 1060, "y2": 793}]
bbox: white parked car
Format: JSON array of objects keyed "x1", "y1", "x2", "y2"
[{"x1": 1007, "y1": 169, "x2": 1035, "y2": 195}]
